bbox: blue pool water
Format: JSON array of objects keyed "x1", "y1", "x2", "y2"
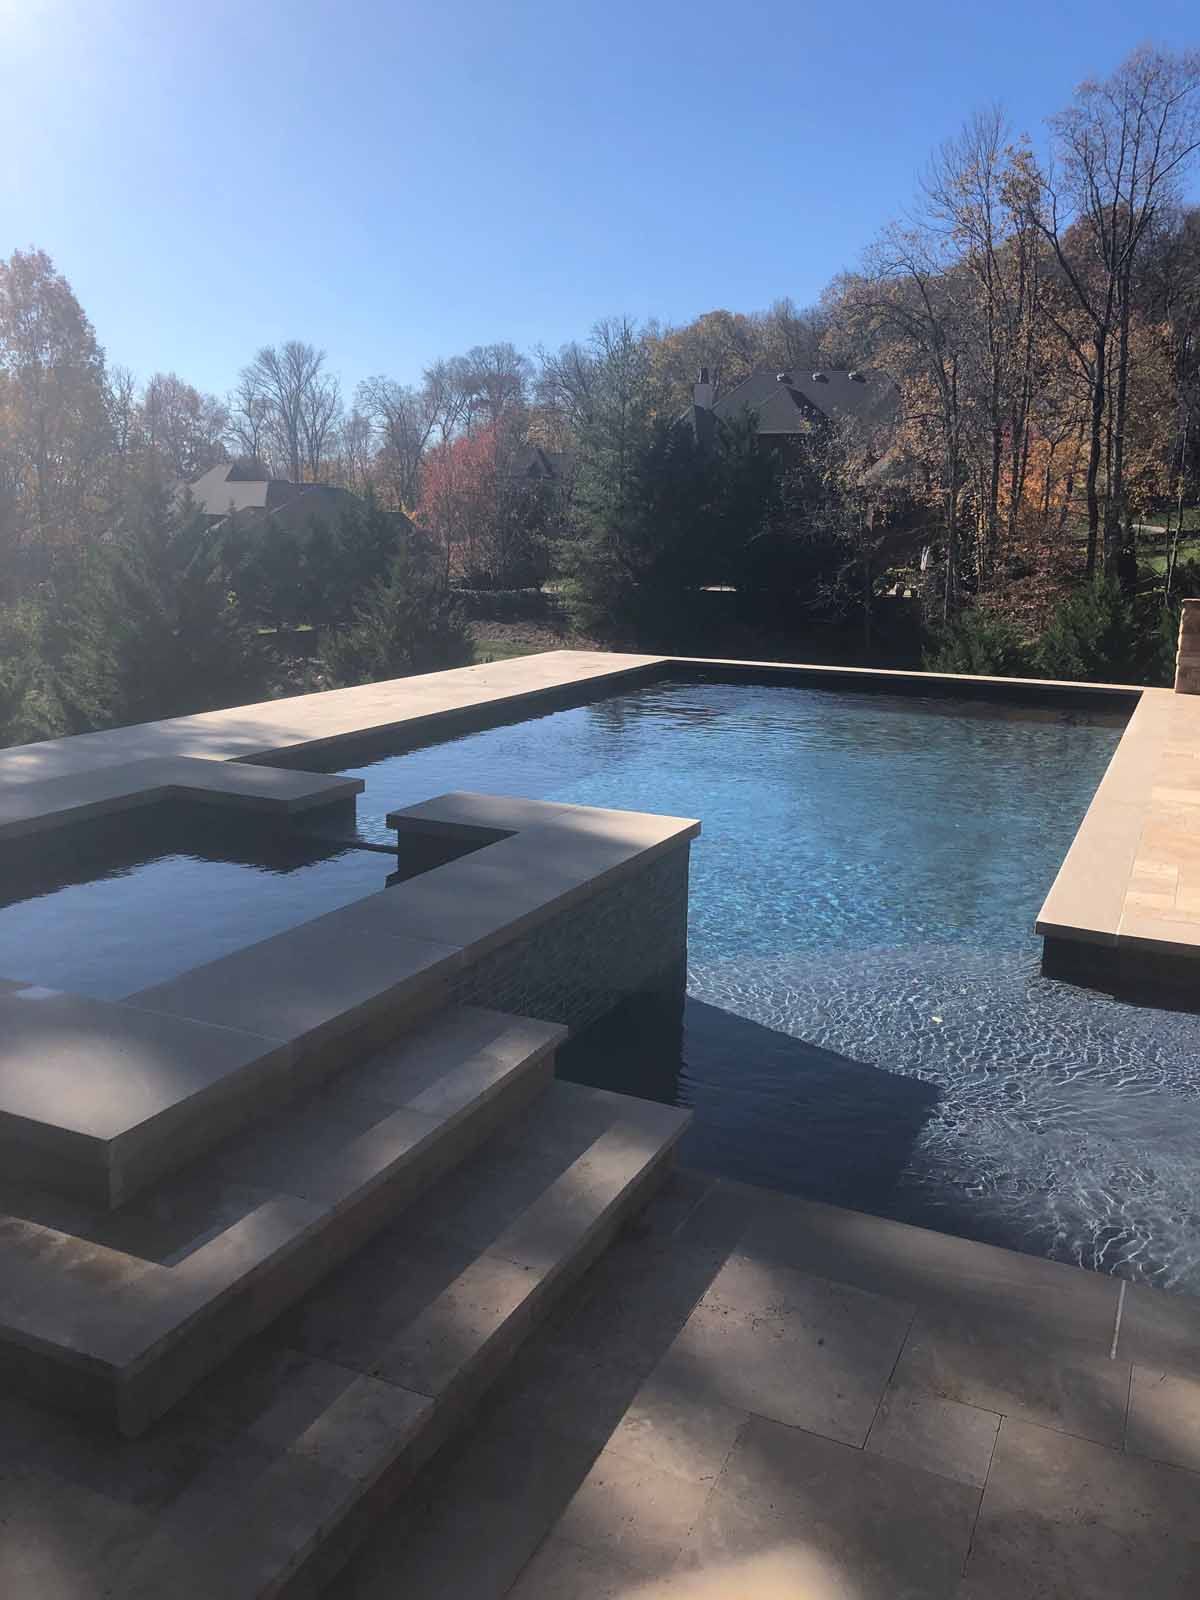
[
  {"x1": 328, "y1": 679, "x2": 1200, "y2": 1290},
  {"x1": 5, "y1": 676, "x2": 1200, "y2": 1286}
]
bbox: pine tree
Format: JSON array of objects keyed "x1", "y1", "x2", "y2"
[{"x1": 55, "y1": 477, "x2": 270, "y2": 730}]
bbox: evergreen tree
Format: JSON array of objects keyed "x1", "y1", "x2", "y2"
[
  {"x1": 55, "y1": 479, "x2": 270, "y2": 730},
  {"x1": 319, "y1": 528, "x2": 472, "y2": 686}
]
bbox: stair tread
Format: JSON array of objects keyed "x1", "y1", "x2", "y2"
[
  {"x1": 0, "y1": 1006, "x2": 563, "y2": 1429},
  {"x1": 89, "y1": 1080, "x2": 689, "y2": 1599}
]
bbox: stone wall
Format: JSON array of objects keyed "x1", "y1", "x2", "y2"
[
  {"x1": 452, "y1": 844, "x2": 691, "y2": 1034},
  {"x1": 1176, "y1": 598, "x2": 1200, "y2": 694}
]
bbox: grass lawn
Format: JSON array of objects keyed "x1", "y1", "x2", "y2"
[
  {"x1": 1142, "y1": 539, "x2": 1200, "y2": 576},
  {"x1": 468, "y1": 620, "x2": 585, "y2": 664}
]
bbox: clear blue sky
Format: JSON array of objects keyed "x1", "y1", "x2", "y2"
[{"x1": 2, "y1": 0, "x2": 1197, "y2": 400}]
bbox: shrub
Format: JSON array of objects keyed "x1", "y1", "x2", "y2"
[
  {"x1": 1034, "y1": 579, "x2": 1147, "y2": 684},
  {"x1": 924, "y1": 608, "x2": 1034, "y2": 677},
  {"x1": 320, "y1": 532, "x2": 473, "y2": 686},
  {"x1": 0, "y1": 600, "x2": 64, "y2": 747},
  {"x1": 54, "y1": 487, "x2": 272, "y2": 731}
]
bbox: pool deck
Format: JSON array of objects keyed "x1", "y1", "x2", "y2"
[
  {"x1": 1037, "y1": 684, "x2": 1200, "y2": 975},
  {"x1": 329, "y1": 1170, "x2": 1200, "y2": 1599}
]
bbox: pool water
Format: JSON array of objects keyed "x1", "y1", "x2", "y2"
[
  {"x1": 6, "y1": 676, "x2": 1200, "y2": 1288},
  {"x1": 0, "y1": 814, "x2": 397, "y2": 997},
  {"x1": 326, "y1": 678, "x2": 1200, "y2": 1291}
]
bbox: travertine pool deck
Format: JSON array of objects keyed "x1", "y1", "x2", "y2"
[
  {"x1": 1037, "y1": 684, "x2": 1200, "y2": 979},
  {"x1": 326, "y1": 1171, "x2": 1200, "y2": 1599}
]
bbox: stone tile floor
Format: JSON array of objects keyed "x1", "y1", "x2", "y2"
[{"x1": 330, "y1": 1170, "x2": 1200, "y2": 1600}]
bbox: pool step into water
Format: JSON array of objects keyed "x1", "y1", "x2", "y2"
[{"x1": 0, "y1": 997, "x2": 688, "y2": 1443}]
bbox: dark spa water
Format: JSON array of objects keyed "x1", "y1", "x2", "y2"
[{"x1": 6, "y1": 678, "x2": 1200, "y2": 1287}]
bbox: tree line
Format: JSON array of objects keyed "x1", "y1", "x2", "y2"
[{"x1": 2, "y1": 43, "x2": 1200, "y2": 749}]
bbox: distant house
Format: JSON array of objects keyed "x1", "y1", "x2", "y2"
[
  {"x1": 683, "y1": 366, "x2": 901, "y2": 453},
  {"x1": 502, "y1": 444, "x2": 575, "y2": 490},
  {"x1": 184, "y1": 460, "x2": 364, "y2": 535}
]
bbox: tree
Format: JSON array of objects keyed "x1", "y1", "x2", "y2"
[
  {"x1": 319, "y1": 529, "x2": 473, "y2": 686},
  {"x1": 226, "y1": 368, "x2": 271, "y2": 462},
  {"x1": 55, "y1": 476, "x2": 269, "y2": 730},
  {"x1": 140, "y1": 372, "x2": 228, "y2": 478},
  {"x1": 458, "y1": 342, "x2": 531, "y2": 428},
  {"x1": 238, "y1": 341, "x2": 340, "y2": 481},
  {"x1": 923, "y1": 111, "x2": 1045, "y2": 584},
  {"x1": 847, "y1": 224, "x2": 967, "y2": 619},
  {"x1": 356, "y1": 376, "x2": 438, "y2": 508},
  {"x1": 0, "y1": 248, "x2": 112, "y2": 561},
  {"x1": 1036, "y1": 46, "x2": 1200, "y2": 579}
]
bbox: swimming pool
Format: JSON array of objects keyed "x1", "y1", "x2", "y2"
[
  {"x1": 6, "y1": 674, "x2": 1200, "y2": 1288},
  {"x1": 320, "y1": 676, "x2": 1200, "y2": 1291}
]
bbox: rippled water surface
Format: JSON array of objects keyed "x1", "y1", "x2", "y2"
[{"x1": 335, "y1": 677, "x2": 1200, "y2": 1289}]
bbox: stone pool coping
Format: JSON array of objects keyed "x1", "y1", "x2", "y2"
[
  {"x1": 0, "y1": 791, "x2": 698, "y2": 1207},
  {"x1": 0, "y1": 755, "x2": 364, "y2": 840},
  {"x1": 1036, "y1": 684, "x2": 1200, "y2": 978},
  {"x1": 0, "y1": 647, "x2": 1181, "y2": 979}
]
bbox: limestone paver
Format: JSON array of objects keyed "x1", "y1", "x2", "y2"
[
  {"x1": 865, "y1": 1381, "x2": 1000, "y2": 1488},
  {"x1": 325, "y1": 1177, "x2": 1200, "y2": 1600},
  {"x1": 601, "y1": 1363, "x2": 748, "y2": 1487},
  {"x1": 554, "y1": 1446, "x2": 711, "y2": 1575},
  {"x1": 1126, "y1": 1364, "x2": 1200, "y2": 1472},
  {"x1": 658, "y1": 1251, "x2": 914, "y2": 1447},
  {"x1": 1117, "y1": 1279, "x2": 1200, "y2": 1378},
  {"x1": 688, "y1": 1414, "x2": 979, "y2": 1600},
  {"x1": 960, "y1": 1418, "x2": 1200, "y2": 1598},
  {"x1": 505, "y1": 1535, "x2": 645, "y2": 1600},
  {"x1": 891, "y1": 1306, "x2": 1131, "y2": 1447},
  {"x1": 738, "y1": 1191, "x2": 1121, "y2": 1354}
]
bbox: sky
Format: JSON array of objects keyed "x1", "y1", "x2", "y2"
[{"x1": 2, "y1": 0, "x2": 1198, "y2": 402}]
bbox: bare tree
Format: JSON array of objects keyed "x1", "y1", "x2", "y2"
[
  {"x1": 1035, "y1": 45, "x2": 1200, "y2": 576},
  {"x1": 924, "y1": 110, "x2": 1045, "y2": 582},
  {"x1": 298, "y1": 369, "x2": 341, "y2": 479},
  {"x1": 240, "y1": 340, "x2": 335, "y2": 481},
  {"x1": 356, "y1": 377, "x2": 438, "y2": 508},
  {"x1": 459, "y1": 342, "x2": 531, "y2": 429},
  {"x1": 851, "y1": 225, "x2": 966, "y2": 619},
  {"x1": 226, "y1": 369, "x2": 271, "y2": 463}
]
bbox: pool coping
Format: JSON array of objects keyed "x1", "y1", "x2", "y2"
[
  {"x1": 0, "y1": 647, "x2": 1184, "y2": 980},
  {"x1": 0, "y1": 790, "x2": 698, "y2": 1207}
]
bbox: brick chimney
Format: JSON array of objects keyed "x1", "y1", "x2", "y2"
[
  {"x1": 1175, "y1": 599, "x2": 1200, "y2": 693},
  {"x1": 693, "y1": 367, "x2": 714, "y2": 410}
]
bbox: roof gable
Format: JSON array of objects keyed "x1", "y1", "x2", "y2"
[{"x1": 712, "y1": 369, "x2": 899, "y2": 433}]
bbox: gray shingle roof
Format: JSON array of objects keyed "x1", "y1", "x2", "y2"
[{"x1": 711, "y1": 369, "x2": 899, "y2": 433}]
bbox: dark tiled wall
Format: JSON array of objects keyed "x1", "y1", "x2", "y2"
[{"x1": 452, "y1": 844, "x2": 691, "y2": 1033}]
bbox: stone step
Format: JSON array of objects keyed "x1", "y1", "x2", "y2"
[
  {"x1": 0, "y1": 1080, "x2": 689, "y2": 1600},
  {"x1": 0, "y1": 1006, "x2": 565, "y2": 1436},
  {"x1": 0, "y1": 913, "x2": 463, "y2": 1209}
]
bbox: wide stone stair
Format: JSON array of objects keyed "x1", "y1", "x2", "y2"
[{"x1": 0, "y1": 986, "x2": 689, "y2": 1598}]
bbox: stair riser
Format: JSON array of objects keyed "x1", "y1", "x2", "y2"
[
  {"x1": 0, "y1": 1051, "x2": 557, "y2": 1437},
  {"x1": 105, "y1": 982, "x2": 456, "y2": 1213},
  {"x1": 276, "y1": 1143, "x2": 680, "y2": 1600},
  {"x1": 116, "y1": 1050, "x2": 557, "y2": 1437}
]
